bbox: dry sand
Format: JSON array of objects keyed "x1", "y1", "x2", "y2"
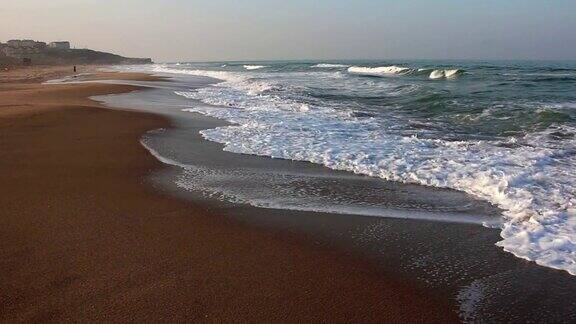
[{"x1": 0, "y1": 66, "x2": 458, "y2": 322}]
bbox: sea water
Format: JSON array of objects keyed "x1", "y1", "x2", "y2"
[{"x1": 128, "y1": 60, "x2": 576, "y2": 275}]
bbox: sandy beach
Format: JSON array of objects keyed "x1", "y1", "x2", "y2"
[
  {"x1": 3, "y1": 1, "x2": 575, "y2": 322},
  {"x1": 0, "y1": 66, "x2": 458, "y2": 322}
]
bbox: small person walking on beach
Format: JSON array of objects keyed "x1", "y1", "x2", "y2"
[{"x1": 73, "y1": 66, "x2": 76, "y2": 73}]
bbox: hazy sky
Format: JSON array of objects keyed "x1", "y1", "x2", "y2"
[{"x1": 1, "y1": 0, "x2": 575, "y2": 62}]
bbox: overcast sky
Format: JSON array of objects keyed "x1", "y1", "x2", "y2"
[{"x1": 1, "y1": 0, "x2": 575, "y2": 62}]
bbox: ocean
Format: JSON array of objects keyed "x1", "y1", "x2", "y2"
[{"x1": 122, "y1": 60, "x2": 576, "y2": 276}]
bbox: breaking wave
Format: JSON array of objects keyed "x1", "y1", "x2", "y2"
[
  {"x1": 312, "y1": 63, "x2": 349, "y2": 68},
  {"x1": 348, "y1": 65, "x2": 412, "y2": 76},
  {"x1": 348, "y1": 65, "x2": 464, "y2": 79},
  {"x1": 243, "y1": 65, "x2": 267, "y2": 70},
  {"x1": 430, "y1": 69, "x2": 464, "y2": 79}
]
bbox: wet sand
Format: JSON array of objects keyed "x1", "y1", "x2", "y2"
[{"x1": 0, "y1": 67, "x2": 458, "y2": 322}]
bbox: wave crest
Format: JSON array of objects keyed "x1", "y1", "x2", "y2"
[
  {"x1": 348, "y1": 65, "x2": 464, "y2": 80},
  {"x1": 429, "y1": 69, "x2": 464, "y2": 79},
  {"x1": 244, "y1": 65, "x2": 267, "y2": 70},
  {"x1": 312, "y1": 63, "x2": 349, "y2": 68},
  {"x1": 348, "y1": 65, "x2": 412, "y2": 76}
]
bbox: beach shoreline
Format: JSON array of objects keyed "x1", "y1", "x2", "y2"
[
  {"x1": 0, "y1": 66, "x2": 458, "y2": 322},
  {"x1": 93, "y1": 67, "x2": 576, "y2": 322}
]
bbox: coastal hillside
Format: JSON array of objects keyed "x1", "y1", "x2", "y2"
[
  {"x1": 0, "y1": 55, "x2": 19, "y2": 68},
  {"x1": 31, "y1": 48, "x2": 153, "y2": 65},
  {"x1": 0, "y1": 39, "x2": 152, "y2": 67}
]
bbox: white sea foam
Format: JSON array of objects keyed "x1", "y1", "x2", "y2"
[
  {"x1": 312, "y1": 63, "x2": 349, "y2": 68},
  {"x1": 348, "y1": 65, "x2": 411, "y2": 76},
  {"x1": 146, "y1": 64, "x2": 576, "y2": 276},
  {"x1": 429, "y1": 69, "x2": 464, "y2": 79},
  {"x1": 152, "y1": 65, "x2": 247, "y2": 83},
  {"x1": 457, "y1": 280, "x2": 486, "y2": 322},
  {"x1": 243, "y1": 65, "x2": 267, "y2": 70}
]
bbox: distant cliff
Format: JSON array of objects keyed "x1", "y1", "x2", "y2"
[
  {"x1": 1, "y1": 40, "x2": 152, "y2": 66},
  {"x1": 33, "y1": 48, "x2": 153, "y2": 65}
]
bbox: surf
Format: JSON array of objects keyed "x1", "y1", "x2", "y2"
[{"x1": 146, "y1": 61, "x2": 576, "y2": 276}]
